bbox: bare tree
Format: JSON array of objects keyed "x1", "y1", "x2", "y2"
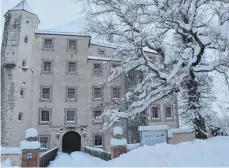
[{"x1": 79, "y1": 0, "x2": 229, "y2": 132}]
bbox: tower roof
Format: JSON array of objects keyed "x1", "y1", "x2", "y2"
[{"x1": 10, "y1": 0, "x2": 34, "y2": 14}]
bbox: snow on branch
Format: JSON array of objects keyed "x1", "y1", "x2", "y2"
[{"x1": 79, "y1": 0, "x2": 229, "y2": 129}]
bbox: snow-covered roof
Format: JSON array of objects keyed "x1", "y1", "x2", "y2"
[
  {"x1": 20, "y1": 141, "x2": 40, "y2": 150},
  {"x1": 168, "y1": 127, "x2": 195, "y2": 138},
  {"x1": 138, "y1": 125, "x2": 169, "y2": 131},
  {"x1": 26, "y1": 128, "x2": 38, "y2": 138},
  {"x1": 113, "y1": 126, "x2": 123, "y2": 136},
  {"x1": 88, "y1": 56, "x2": 122, "y2": 62},
  {"x1": 10, "y1": 0, "x2": 34, "y2": 14},
  {"x1": 110, "y1": 138, "x2": 127, "y2": 147},
  {"x1": 36, "y1": 18, "x2": 157, "y2": 53},
  {"x1": 0, "y1": 146, "x2": 22, "y2": 154}
]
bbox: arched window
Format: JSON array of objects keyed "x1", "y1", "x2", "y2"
[
  {"x1": 18, "y1": 112, "x2": 23, "y2": 121},
  {"x1": 24, "y1": 36, "x2": 28, "y2": 43}
]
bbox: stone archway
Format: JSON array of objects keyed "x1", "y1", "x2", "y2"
[{"x1": 62, "y1": 131, "x2": 81, "y2": 153}]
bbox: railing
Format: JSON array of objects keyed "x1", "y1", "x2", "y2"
[
  {"x1": 84, "y1": 146, "x2": 111, "y2": 161},
  {"x1": 39, "y1": 147, "x2": 59, "y2": 167}
]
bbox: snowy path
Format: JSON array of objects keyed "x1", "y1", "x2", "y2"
[
  {"x1": 48, "y1": 136, "x2": 229, "y2": 167},
  {"x1": 48, "y1": 152, "x2": 106, "y2": 167}
]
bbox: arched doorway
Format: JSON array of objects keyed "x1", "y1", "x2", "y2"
[{"x1": 62, "y1": 131, "x2": 81, "y2": 153}]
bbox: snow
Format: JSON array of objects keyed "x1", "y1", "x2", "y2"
[
  {"x1": 168, "y1": 127, "x2": 195, "y2": 138},
  {"x1": 0, "y1": 146, "x2": 21, "y2": 154},
  {"x1": 110, "y1": 138, "x2": 127, "y2": 147},
  {"x1": 25, "y1": 128, "x2": 38, "y2": 138},
  {"x1": 48, "y1": 136, "x2": 229, "y2": 167},
  {"x1": 138, "y1": 125, "x2": 169, "y2": 131},
  {"x1": 88, "y1": 56, "x2": 121, "y2": 62},
  {"x1": 20, "y1": 141, "x2": 40, "y2": 150},
  {"x1": 10, "y1": 0, "x2": 34, "y2": 14},
  {"x1": 48, "y1": 152, "x2": 106, "y2": 167},
  {"x1": 85, "y1": 146, "x2": 104, "y2": 152},
  {"x1": 0, "y1": 159, "x2": 13, "y2": 167},
  {"x1": 113, "y1": 126, "x2": 123, "y2": 136},
  {"x1": 127, "y1": 143, "x2": 141, "y2": 150}
]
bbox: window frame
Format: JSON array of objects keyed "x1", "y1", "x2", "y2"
[
  {"x1": 39, "y1": 108, "x2": 52, "y2": 125},
  {"x1": 93, "y1": 134, "x2": 103, "y2": 147},
  {"x1": 43, "y1": 38, "x2": 54, "y2": 50},
  {"x1": 39, "y1": 135, "x2": 50, "y2": 149},
  {"x1": 20, "y1": 88, "x2": 25, "y2": 98},
  {"x1": 92, "y1": 107, "x2": 103, "y2": 124},
  {"x1": 65, "y1": 86, "x2": 77, "y2": 102},
  {"x1": 111, "y1": 86, "x2": 121, "y2": 100},
  {"x1": 92, "y1": 86, "x2": 103, "y2": 101},
  {"x1": 164, "y1": 105, "x2": 173, "y2": 121},
  {"x1": 41, "y1": 60, "x2": 53, "y2": 74},
  {"x1": 24, "y1": 35, "x2": 28, "y2": 43},
  {"x1": 97, "y1": 49, "x2": 105, "y2": 56},
  {"x1": 18, "y1": 112, "x2": 23, "y2": 121},
  {"x1": 67, "y1": 39, "x2": 78, "y2": 51},
  {"x1": 93, "y1": 63, "x2": 103, "y2": 76},
  {"x1": 64, "y1": 108, "x2": 77, "y2": 125},
  {"x1": 66, "y1": 61, "x2": 77, "y2": 74},
  {"x1": 40, "y1": 86, "x2": 52, "y2": 102},
  {"x1": 151, "y1": 105, "x2": 160, "y2": 121}
]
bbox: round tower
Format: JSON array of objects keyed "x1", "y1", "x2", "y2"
[{"x1": 1, "y1": 0, "x2": 39, "y2": 146}]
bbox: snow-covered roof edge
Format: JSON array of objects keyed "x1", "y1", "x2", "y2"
[
  {"x1": 138, "y1": 125, "x2": 169, "y2": 131},
  {"x1": 9, "y1": 0, "x2": 34, "y2": 14},
  {"x1": 88, "y1": 56, "x2": 122, "y2": 62}
]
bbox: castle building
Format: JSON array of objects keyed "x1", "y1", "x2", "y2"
[{"x1": 1, "y1": 0, "x2": 179, "y2": 152}]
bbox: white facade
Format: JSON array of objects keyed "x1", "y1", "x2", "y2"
[{"x1": 1, "y1": 0, "x2": 179, "y2": 152}]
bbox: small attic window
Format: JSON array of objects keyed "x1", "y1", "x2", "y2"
[{"x1": 25, "y1": 36, "x2": 28, "y2": 43}]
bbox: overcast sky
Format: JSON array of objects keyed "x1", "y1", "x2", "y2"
[{"x1": 1, "y1": 0, "x2": 84, "y2": 36}]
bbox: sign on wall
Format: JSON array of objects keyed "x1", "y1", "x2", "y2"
[{"x1": 140, "y1": 131, "x2": 167, "y2": 146}]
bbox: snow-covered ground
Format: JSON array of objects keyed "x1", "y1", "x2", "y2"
[{"x1": 49, "y1": 136, "x2": 229, "y2": 167}]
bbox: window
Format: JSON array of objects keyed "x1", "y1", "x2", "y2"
[
  {"x1": 66, "y1": 111, "x2": 75, "y2": 122},
  {"x1": 68, "y1": 62, "x2": 76, "y2": 73},
  {"x1": 165, "y1": 106, "x2": 172, "y2": 118},
  {"x1": 40, "y1": 109, "x2": 50, "y2": 123},
  {"x1": 41, "y1": 87, "x2": 51, "y2": 100},
  {"x1": 39, "y1": 136, "x2": 49, "y2": 149},
  {"x1": 22, "y1": 60, "x2": 26, "y2": 67},
  {"x1": 94, "y1": 134, "x2": 103, "y2": 147},
  {"x1": 112, "y1": 87, "x2": 120, "y2": 99},
  {"x1": 64, "y1": 108, "x2": 77, "y2": 124},
  {"x1": 43, "y1": 61, "x2": 51, "y2": 73},
  {"x1": 93, "y1": 63, "x2": 102, "y2": 75},
  {"x1": 24, "y1": 36, "x2": 28, "y2": 43},
  {"x1": 93, "y1": 110, "x2": 102, "y2": 119},
  {"x1": 152, "y1": 106, "x2": 159, "y2": 119},
  {"x1": 18, "y1": 112, "x2": 23, "y2": 121},
  {"x1": 68, "y1": 88, "x2": 76, "y2": 99},
  {"x1": 111, "y1": 64, "x2": 120, "y2": 69},
  {"x1": 20, "y1": 88, "x2": 24, "y2": 97},
  {"x1": 68, "y1": 40, "x2": 77, "y2": 50},
  {"x1": 98, "y1": 49, "x2": 105, "y2": 56},
  {"x1": 44, "y1": 39, "x2": 53, "y2": 49},
  {"x1": 93, "y1": 87, "x2": 102, "y2": 99}
]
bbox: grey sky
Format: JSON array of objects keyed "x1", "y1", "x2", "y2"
[{"x1": 1, "y1": 0, "x2": 84, "y2": 35}]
